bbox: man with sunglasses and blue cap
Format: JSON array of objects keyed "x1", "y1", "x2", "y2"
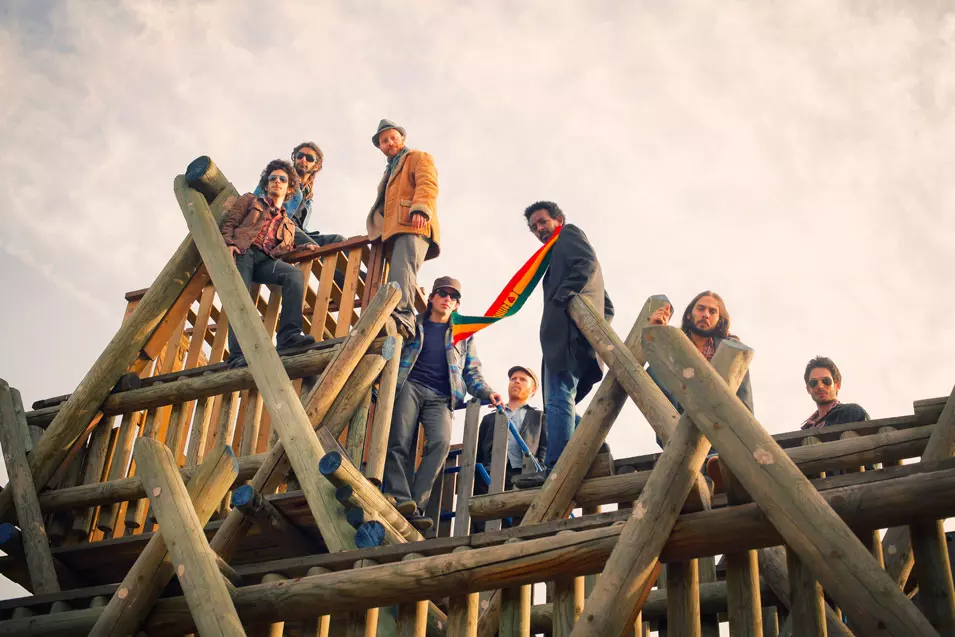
[
  {"x1": 801, "y1": 356, "x2": 869, "y2": 429},
  {"x1": 220, "y1": 159, "x2": 316, "y2": 366},
  {"x1": 383, "y1": 276, "x2": 502, "y2": 530}
]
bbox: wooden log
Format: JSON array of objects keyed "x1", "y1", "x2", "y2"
[
  {"x1": 666, "y1": 560, "x2": 700, "y2": 637},
  {"x1": 365, "y1": 326, "x2": 403, "y2": 485},
  {"x1": 500, "y1": 571, "x2": 532, "y2": 637},
  {"x1": 396, "y1": 553, "x2": 429, "y2": 637},
  {"x1": 552, "y1": 535, "x2": 585, "y2": 637},
  {"x1": 134, "y1": 438, "x2": 244, "y2": 636},
  {"x1": 98, "y1": 411, "x2": 143, "y2": 535},
  {"x1": 345, "y1": 558, "x2": 379, "y2": 637},
  {"x1": 305, "y1": 567, "x2": 333, "y2": 637},
  {"x1": 447, "y1": 547, "x2": 479, "y2": 637},
  {"x1": 641, "y1": 324, "x2": 935, "y2": 636},
  {"x1": 910, "y1": 518, "x2": 955, "y2": 634},
  {"x1": 88, "y1": 443, "x2": 238, "y2": 637},
  {"x1": 786, "y1": 545, "x2": 825, "y2": 636},
  {"x1": 0, "y1": 161, "x2": 237, "y2": 522},
  {"x1": 345, "y1": 390, "x2": 373, "y2": 468},
  {"x1": 11, "y1": 465, "x2": 955, "y2": 637},
  {"x1": 484, "y1": 410, "x2": 510, "y2": 533},
  {"x1": 230, "y1": 484, "x2": 317, "y2": 555},
  {"x1": 0, "y1": 523, "x2": 86, "y2": 592},
  {"x1": 569, "y1": 342, "x2": 750, "y2": 637},
  {"x1": 0, "y1": 380, "x2": 59, "y2": 593},
  {"x1": 178, "y1": 176, "x2": 385, "y2": 555},
  {"x1": 762, "y1": 607, "x2": 779, "y2": 637},
  {"x1": 206, "y1": 280, "x2": 401, "y2": 562},
  {"x1": 884, "y1": 383, "x2": 955, "y2": 590},
  {"x1": 454, "y1": 399, "x2": 482, "y2": 537},
  {"x1": 721, "y1": 464, "x2": 762, "y2": 637},
  {"x1": 71, "y1": 416, "x2": 114, "y2": 539},
  {"x1": 320, "y1": 452, "x2": 424, "y2": 543}
]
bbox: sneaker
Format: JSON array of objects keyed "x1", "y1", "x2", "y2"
[
  {"x1": 409, "y1": 513, "x2": 434, "y2": 532},
  {"x1": 512, "y1": 469, "x2": 551, "y2": 489},
  {"x1": 277, "y1": 332, "x2": 316, "y2": 352},
  {"x1": 392, "y1": 498, "x2": 417, "y2": 516},
  {"x1": 226, "y1": 355, "x2": 247, "y2": 369}
]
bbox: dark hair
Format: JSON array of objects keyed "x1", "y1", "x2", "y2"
[
  {"x1": 681, "y1": 290, "x2": 731, "y2": 339},
  {"x1": 523, "y1": 201, "x2": 565, "y2": 226},
  {"x1": 257, "y1": 159, "x2": 300, "y2": 198},
  {"x1": 804, "y1": 356, "x2": 842, "y2": 386},
  {"x1": 292, "y1": 141, "x2": 324, "y2": 170}
]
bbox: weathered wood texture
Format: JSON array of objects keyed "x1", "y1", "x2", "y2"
[
  {"x1": 642, "y1": 325, "x2": 935, "y2": 636},
  {"x1": 0, "y1": 380, "x2": 59, "y2": 594},
  {"x1": 365, "y1": 325, "x2": 403, "y2": 484},
  {"x1": 89, "y1": 444, "x2": 237, "y2": 637},
  {"x1": 666, "y1": 560, "x2": 701, "y2": 637},
  {"x1": 0, "y1": 163, "x2": 237, "y2": 522},
  {"x1": 135, "y1": 438, "x2": 244, "y2": 636},
  {"x1": 722, "y1": 465, "x2": 762, "y2": 637},
  {"x1": 454, "y1": 400, "x2": 482, "y2": 537},
  {"x1": 910, "y1": 518, "x2": 955, "y2": 634}
]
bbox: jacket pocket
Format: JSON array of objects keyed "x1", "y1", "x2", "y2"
[{"x1": 397, "y1": 199, "x2": 414, "y2": 226}]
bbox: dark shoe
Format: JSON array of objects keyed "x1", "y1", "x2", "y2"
[
  {"x1": 227, "y1": 355, "x2": 247, "y2": 369},
  {"x1": 277, "y1": 332, "x2": 316, "y2": 352},
  {"x1": 599, "y1": 441, "x2": 611, "y2": 454},
  {"x1": 392, "y1": 498, "x2": 417, "y2": 516},
  {"x1": 409, "y1": 512, "x2": 434, "y2": 531},
  {"x1": 512, "y1": 469, "x2": 551, "y2": 490}
]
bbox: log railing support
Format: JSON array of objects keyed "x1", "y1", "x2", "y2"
[
  {"x1": 396, "y1": 553, "x2": 429, "y2": 637},
  {"x1": 666, "y1": 559, "x2": 701, "y2": 637},
  {"x1": 365, "y1": 323, "x2": 403, "y2": 485},
  {"x1": 910, "y1": 518, "x2": 955, "y2": 634},
  {"x1": 454, "y1": 400, "x2": 482, "y2": 537},
  {"x1": 447, "y1": 546, "x2": 480, "y2": 637},
  {"x1": 721, "y1": 464, "x2": 762, "y2": 637},
  {"x1": 640, "y1": 325, "x2": 936, "y2": 637},
  {"x1": 89, "y1": 443, "x2": 238, "y2": 637}
]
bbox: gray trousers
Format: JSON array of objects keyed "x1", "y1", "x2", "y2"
[
  {"x1": 382, "y1": 380, "x2": 452, "y2": 511},
  {"x1": 387, "y1": 234, "x2": 428, "y2": 334}
]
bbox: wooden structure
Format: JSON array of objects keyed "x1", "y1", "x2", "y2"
[{"x1": 1, "y1": 157, "x2": 954, "y2": 636}]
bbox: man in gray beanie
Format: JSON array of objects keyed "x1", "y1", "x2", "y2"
[{"x1": 367, "y1": 119, "x2": 441, "y2": 338}]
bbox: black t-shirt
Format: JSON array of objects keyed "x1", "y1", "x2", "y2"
[{"x1": 407, "y1": 320, "x2": 452, "y2": 396}]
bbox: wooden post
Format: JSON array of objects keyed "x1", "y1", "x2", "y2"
[
  {"x1": 640, "y1": 325, "x2": 935, "y2": 637},
  {"x1": 99, "y1": 411, "x2": 143, "y2": 535},
  {"x1": 345, "y1": 558, "x2": 379, "y2": 637},
  {"x1": 396, "y1": 553, "x2": 429, "y2": 637},
  {"x1": 0, "y1": 159, "x2": 238, "y2": 522},
  {"x1": 365, "y1": 325, "x2": 402, "y2": 485},
  {"x1": 721, "y1": 464, "x2": 762, "y2": 637},
  {"x1": 666, "y1": 560, "x2": 701, "y2": 637},
  {"x1": 910, "y1": 518, "x2": 955, "y2": 634},
  {"x1": 552, "y1": 533, "x2": 585, "y2": 637},
  {"x1": 501, "y1": 586, "x2": 532, "y2": 637},
  {"x1": 569, "y1": 342, "x2": 751, "y2": 637},
  {"x1": 447, "y1": 546, "x2": 479, "y2": 637},
  {"x1": 207, "y1": 283, "x2": 401, "y2": 562},
  {"x1": 0, "y1": 379, "x2": 59, "y2": 593},
  {"x1": 177, "y1": 176, "x2": 396, "y2": 555},
  {"x1": 345, "y1": 390, "x2": 373, "y2": 467},
  {"x1": 763, "y1": 608, "x2": 780, "y2": 637},
  {"x1": 477, "y1": 295, "x2": 672, "y2": 637},
  {"x1": 305, "y1": 566, "x2": 333, "y2": 637},
  {"x1": 454, "y1": 399, "x2": 482, "y2": 537},
  {"x1": 89, "y1": 443, "x2": 238, "y2": 637},
  {"x1": 230, "y1": 484, "x2": 317, "y2": 555},
  {"x1": 884, "y1": 383, "x2": 955, "y2": 589},
  {"x1": 786, "y1": 546, "x2": 826, "y2": 636},
  {"x1": 484, "y1": 410, "x2": 510, "y2": 533}
]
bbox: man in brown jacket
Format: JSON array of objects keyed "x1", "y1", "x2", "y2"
[
  {"x1": 220, "y1": 159, "x2": 317, "y2": 366},
  {"x1": 367, "y1": 119, "x2": 440, "y2": 337}
]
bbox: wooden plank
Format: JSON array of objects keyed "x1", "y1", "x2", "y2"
[
  {"x1": 88, "y1": 444, "x2": 237, "y2": 637},
  {"x1": 335, "y1": 247, "x2": 364, "y2": 338},
  {"x1": 310, "y1": 253, "x2": 338, "y2": 340},
  {"x1": 641, "y1": 324, "x2": 936, "y2": 637},
  {"x1": 453, "y1": 400, "x2": 482, "y2": 536},
  {"x1": 484, "y1": 411, "x2": 510, "y2": 534},
  {"x1": 366, "y1": 327, "x2": 403, "y2": 485},
  {"x1": 0, "y1": 380, "x2": 59, "y2": 593},
  {"x1": 70, "y1": 416, "x2": 114, "y2": 540},
  {"x1": 134, "y1": 438, "x2": 244, "y2": 636}
]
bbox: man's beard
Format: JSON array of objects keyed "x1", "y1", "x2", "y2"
[
  {"x1": 687, "y1": 321, "x2": 719, "y2": 338},
  {"x1": 295, "y1": 166, "x2": 309, "y2": 178},
  {"x1": 813, "y1": 393, "x2": 837, "y2": 406}
]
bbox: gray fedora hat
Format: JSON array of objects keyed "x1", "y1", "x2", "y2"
[{"x1": 372, "y1": 119, "x2": 407, "y2": 147}]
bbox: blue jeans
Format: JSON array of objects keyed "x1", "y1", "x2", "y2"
[{"x1": 543, "y1": 365, "x2": 580, "y2": 468}]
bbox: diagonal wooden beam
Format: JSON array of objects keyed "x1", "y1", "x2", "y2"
[
  {"x1": 0, "y1": 158, "x2": 238, "y2": 522},
  {"x1": 570, "y1": 341, "x2": 751, "y2": 637},
  {"x1": 89, "y1": 443, "x2": 237, "y2": 637},
  {"x1": 134, "y1": 438, "x2": 244, "y2": 636},
  {"x1": 641, "y1": 325, "x2": 937, "y2": 637},
  {"x1": 176, "y1": 175, "x2": 375, "y2": 554}
]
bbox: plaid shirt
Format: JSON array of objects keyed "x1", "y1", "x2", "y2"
[
  {"x1": 700, "y1": 337, "x2": 717, "y2": 361},
  {"x1": 397, "y1": 313, "x2": 493, "y2": 410},
  {"x1": 251, "y1": 196, "x2": 287, "y2": 256},
  {"x1": 801, "y1": 401, "x2": 841, "y2": 430}
]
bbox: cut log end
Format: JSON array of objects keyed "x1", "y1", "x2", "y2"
[{"x1": 319, "y1": 451, "x2": 344, "y2": 476}]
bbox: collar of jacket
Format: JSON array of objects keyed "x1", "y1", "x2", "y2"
[
  {"x1": 255, "y1": 194, "x2": 287, "y2": 216},
  {"x1": 385, "y1": 147, "x2": 411, "y2": 185}
]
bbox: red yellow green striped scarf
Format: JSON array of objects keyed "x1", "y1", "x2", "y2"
[{"x1": 451, "y1": 224, "x2": 563, "y2": 344}]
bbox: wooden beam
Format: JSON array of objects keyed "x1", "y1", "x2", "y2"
[
  {"x1": 721, "y1": 464, "x2": 762, "y2": 637},
  {"x1": 453, "y1": 399, "x2": 482, "y2": 537},
  {"x1": 641, "y1": 324, "x2": 936, "y2": 637},
  {"x1": 910, "y1": 519, "x2": 955, "y2": 634},
  {"x1": 0, "y1": 380, "x2": 59, "y2": 594},
  {"x1": 134, "y1": 438, "x2": 244, "y2": 636},
  {"x1": 230, "y1": 484, "x2": 318, "y2": 555},
  {"x1": 0, "y1": 160, "x2": 237, "y2": 521},
  {"x1": 569, "y1": 341, "x2": 750, "y2": 637},
  {"x1": 365, "y1": 324, "x2": 402, "y2": 485},
  {"x1": 88, "y1": 443, "x2": 238, "y2": 637}
]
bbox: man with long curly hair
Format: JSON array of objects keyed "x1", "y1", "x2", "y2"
[{"x1": 220, "y1": 159, "x2": 316, "y2": 366}]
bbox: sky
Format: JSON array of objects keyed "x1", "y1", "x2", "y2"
[{"x1": 2, "y1": 0, "x2": 955, "y2": 614}]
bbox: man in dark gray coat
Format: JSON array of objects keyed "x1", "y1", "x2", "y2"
[{"x1": 515, "y1": 201, "x2": 612, "y2": 488}]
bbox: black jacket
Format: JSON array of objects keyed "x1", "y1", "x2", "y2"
[
  {"x1": 801, "y1": 402, "x2": 869, "y2": 429},
  {"x1": 476, "y1": 406, "x2": 546, "y2": 471},
  {"x1": 540, "y1": 224, "x2": 610, "y2": 397}
]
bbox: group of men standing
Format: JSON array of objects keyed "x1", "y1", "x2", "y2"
[{"x1": 216, "y1": 118, "x2": 870, "y2": 532}]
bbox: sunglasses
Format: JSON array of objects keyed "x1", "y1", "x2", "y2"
[
  {"x1": 434, "y1": 289, "x2": 461, "y2": 301},
  {"x1": 808, "y1": 377, "x2": 834, "y2": 388},
  {"x1": 268, "y1": 174, "x2": 289, "y2": 183},
  {"x1": 295, "y1": 152, "x2": 317, "y2": 163}
]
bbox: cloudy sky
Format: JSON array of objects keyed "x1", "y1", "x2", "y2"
[{"x1": 2, "y1": 0, "x2": 955, "y2": 605}]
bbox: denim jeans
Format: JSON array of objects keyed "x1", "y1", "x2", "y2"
[
  {"x1": 228, "y1": 247, "x2": 306, "y2": 360},
  {"x1": 382, "y1": 380, "x2": 452, "y2": 511},
  {"x1": 387, "y1": 235, "x2": 428, "y2": 336},
  {"x1": 542, "y1": 365, "x2": 580, "y2": 468}
]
